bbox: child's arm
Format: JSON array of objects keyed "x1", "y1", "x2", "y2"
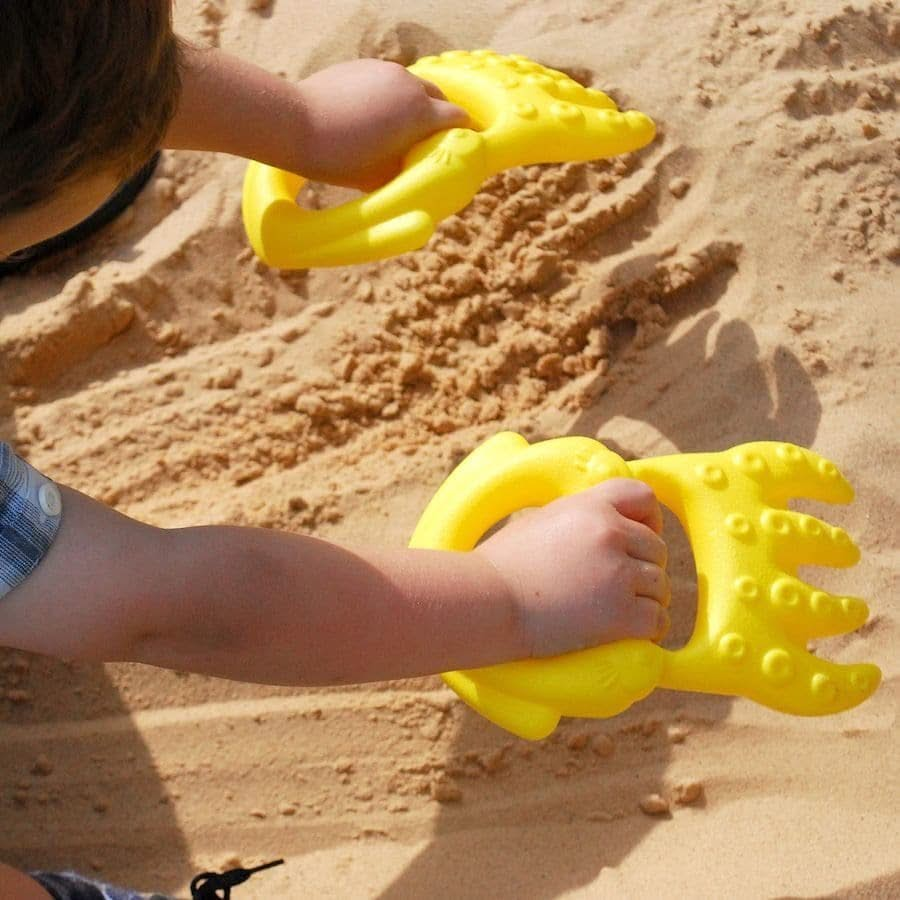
[
  {"x1": 0, "y1": 480, "x2": 669, "y2": 684},
  {"x1": 164, "y1": 46, "x2": 469, "y2": 191},
  {"x1": 0, "y1": 864, "x2": 51, "y2": 900}
]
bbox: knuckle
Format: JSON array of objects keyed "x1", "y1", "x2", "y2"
[
  {"x1": 565, "y1": 506, "x2": 605, "y2": 538},
  {"x1": 596, "y1": 523, "x2": 629, "y2": 552},
  {"x1": 630, "y1": 479, "x2": 656, "y2": 501},
  {"x1": 380, "y1": 61, "x2": 415, "y2": 88},
  {"x1": 595, "y1": 477, "x2": 632, "y2": 498},
  {"x1": 568, "y1": 506, "x2": 597, "y2": 530},
  {"x1": 612, "y1": 478, "x2": 654, "y2": 502}
]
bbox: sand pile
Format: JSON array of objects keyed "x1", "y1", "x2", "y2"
[{"x1": 1, "y1": 0, "x2": 897, "y2": 896}]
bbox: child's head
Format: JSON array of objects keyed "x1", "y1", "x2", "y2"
[{"x1": 0, "y1": 1, "x2": 182, "y2": 255}]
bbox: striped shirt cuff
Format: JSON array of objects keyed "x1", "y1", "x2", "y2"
[{"x1": 0, "y1": 442, "x2": 63, "y2": 600}]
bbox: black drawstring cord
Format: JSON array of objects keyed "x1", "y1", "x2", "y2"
[{"x1": 190, "y1": 858, "x2": 285, "y2": 899}]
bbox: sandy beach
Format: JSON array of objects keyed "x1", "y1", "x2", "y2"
[{"x1": 1, "y1": 0, "x2": 897, "y2": 896}]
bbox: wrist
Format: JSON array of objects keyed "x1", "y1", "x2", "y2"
[
  {"x1": 371, "y1": 545, "x2": 532, "y2": 673},
  {"x1": 165, "y1": 45, "x2": 313, "y2": 175},
  {"x1": 470, "y1": 548, "x2": 532, "y2": 662},
  {"x1": 274, "y1": 77, "x2": 315, "y2": 176}
]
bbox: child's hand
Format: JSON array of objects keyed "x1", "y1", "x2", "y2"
[
  {"x1": 295, "y1": 59, "x2": 470, "y2": 191},
  {"x1": 476, "y1": 480, "x2": 671, "y2": 659}
]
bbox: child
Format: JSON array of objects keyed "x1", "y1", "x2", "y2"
[{"x1": 1, "y1": 3, "x2": 670, "y2": 897}]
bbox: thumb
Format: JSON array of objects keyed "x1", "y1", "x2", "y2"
[
  {"x1": 429, "y1": 98, "x2": 472, "y2": 130},
  {"x1": 416, "y1": 76, "x2": 471, "y2": 127}
]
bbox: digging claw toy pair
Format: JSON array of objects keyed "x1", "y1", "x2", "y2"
[
  {"x1": 242, "y1": 49, "x2": 655, "y2": 269},
  {"x1": 412, "y1": 434, "x2": 880, "y2": 740},
  {"x1": 242, "y1": 52, "x2": 878, "y2": 738}
]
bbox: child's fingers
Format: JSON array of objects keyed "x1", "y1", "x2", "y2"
[
  {"x1": 633, "y1": 561, "x2": 671, "y2": 607},
  {"x1": 623, "y1": 519, "x2": 668, "y2": 567},
  {"x1": 594, "y1": 479, "x2": 664, "y2": 534},
  {"x1": 631, "y1": 598, "x2": 671, "y2": 642}
]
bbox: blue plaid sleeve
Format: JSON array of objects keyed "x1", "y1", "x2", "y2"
[
  {"x1": 30, "y1": 869, "x2": 170, "y2": 899},
  {"x1": 0, "y1": 442, "x2": 63, "y2": 599}
]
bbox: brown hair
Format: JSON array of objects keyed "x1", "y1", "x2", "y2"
[{"x1": 0, "y1": 1, "x2": 182, "y2": 215}]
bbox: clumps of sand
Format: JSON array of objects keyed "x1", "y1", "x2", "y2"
[
  {"x1": 29, "y1": 755, "x2": 53, "y2": 778},
  {"x1": 706, "y1": 1, "x2": 898, "y2": 269},
  {"x1": 1, "y1": 140, "x2": 739, "y2": 532},
  {"x1": 1, "y1": 653, "x2": 31, "y2": 707},
  {"x1": 0, "y1": 277, "x2": 134, "y2": 386},
  {"x1": 775, "y1": 2, "x2": 899, "y2": 69},
  {"x1": 638, "y1": 793, "x2": 670, "y2": 815},
  {"x1": 778, "y1": 66, "x2": 897, "y2": 266},
  {"x1": 639, "y1": 779, "x2": 704, "y2": 816},
  {"x1": 265, "y1": 158, "x2": 739, "y2": 464}
]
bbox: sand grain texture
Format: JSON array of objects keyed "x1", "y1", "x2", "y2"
[{"x1": 1, "y1": 0, "x2": 898, "y2": 897}]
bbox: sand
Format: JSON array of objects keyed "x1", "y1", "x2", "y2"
[{"x1": 1, "y1": 0, "x2": 898, "y2": 896}]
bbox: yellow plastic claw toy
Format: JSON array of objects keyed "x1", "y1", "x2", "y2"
[
  {"x1": 242, "y1": 50, "x2": 655, "y2": 269},
  {"x1": 410, "y1": 433, "x2": 881, "y2": 740}
]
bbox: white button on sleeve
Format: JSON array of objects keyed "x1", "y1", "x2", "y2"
[{"x1": 38, "y1": 482, "x2": 63, "y2": 517}]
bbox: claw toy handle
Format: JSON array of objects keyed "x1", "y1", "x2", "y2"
[
  {"x1": 410, "y1": 433, "x2": 880, "y2": 740},
  {"x1": 242, "y1": 50, "x2": 655, "y2": 269}
]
